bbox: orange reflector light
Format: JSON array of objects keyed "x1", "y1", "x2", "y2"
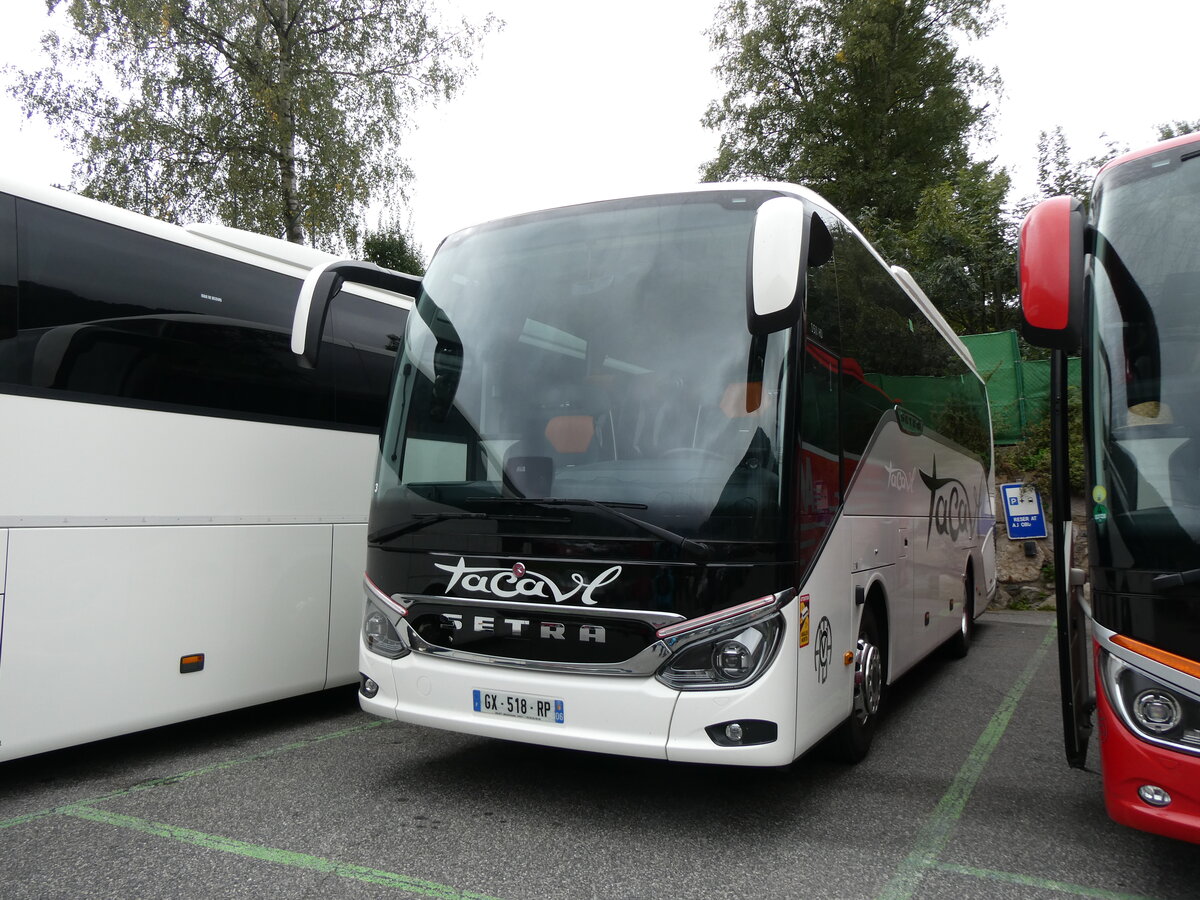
[
  {"x1": 180, "y1": 653, "x2": 205, "y2": 674},
  {"x1": 1112, "y1": 635, "x2": 1200, "y2": 681}
]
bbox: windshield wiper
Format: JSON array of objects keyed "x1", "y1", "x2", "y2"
[
  {"x1": 369, "y1": 510, "x2": 570, "y2": 546},
  {"x1": 368, "y1": 512, "x2": 490, "y2": 545},
  {"x1": 1152, "y1": 568, "x2": 1200, "y2": 592},
  {"x1": 471, "y1": 497, "x2": 710, "y2": 560}
]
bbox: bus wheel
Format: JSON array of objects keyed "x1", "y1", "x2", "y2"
[
  {"x1": 945, "y1": 568, "x2": 974, "y2": 659},
  {"x1": 830, "y1": 605, "x2": 885, "y2": 763}
]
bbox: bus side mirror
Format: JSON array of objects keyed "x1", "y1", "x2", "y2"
[
  {"x1": 748, "y1": 196, "x2": 813, "y2": 335},
  {"x1": 291, "y1": 259, "x2": 422, "y2": 369},
  {"x1": 1019, "y1": 196, "x2": 1085, "y2": 353}
]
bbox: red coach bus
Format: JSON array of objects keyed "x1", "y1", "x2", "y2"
[{"x1": 1020, "y1": 134, "x2": 1200, "y2": 843}]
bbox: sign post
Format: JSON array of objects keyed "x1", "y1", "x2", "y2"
[{"x1": 1000, "y1": 483, "x2": 1048, "y2": 540}]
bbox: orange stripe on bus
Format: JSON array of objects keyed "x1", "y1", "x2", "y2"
[{"x1": 1112, "y1": 635, "x2": 1200, "y2": 680}]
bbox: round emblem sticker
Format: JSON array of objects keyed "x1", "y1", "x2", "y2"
[
  {"x1": 814, "y1": 617, "x2": 833, "y2": 684},
  {"x1": 1092, "y1": 485, "x2": 1108, "y2": 504}
]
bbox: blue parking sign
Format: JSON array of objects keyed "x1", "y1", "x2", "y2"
[{"x1": 1000, "y1": 483, "x2": 1047, "y2": 539}]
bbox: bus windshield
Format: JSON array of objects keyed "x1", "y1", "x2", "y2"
[
  {"x1": 1090, "y1": 151, "x2": 1200, "y2": 573},
  {"x1": 375, "y1": 191, "x2": 790, "y2": 545}
]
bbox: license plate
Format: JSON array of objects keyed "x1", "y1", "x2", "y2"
[{"x1": 472, "y1": 688, "x2": 565, "y2": 724}]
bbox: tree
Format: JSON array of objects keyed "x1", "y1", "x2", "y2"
[
  {"x1": 1156, "y1": 119, "x2": 1200, "y2": 140},
  {"x1": 7, "y1": 0, "x2": 496, "y2": 247},
  {"x1": 361, "y1": 220, "x2": 426, "y2": 276},
  {"x1": 702, "y1": 0, "x2": 1000, "y2": 230},
  {"x1": 1018, "y1": 127, "x2": 1125, "y2": 216},
  {"x1": 1032, "y1": 126, "x2": 1094, "y2": 201},
  {"x1": 899, "y1": 161, "x2": 1017, "y2": 334}
]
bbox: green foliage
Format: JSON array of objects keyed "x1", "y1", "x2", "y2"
[
  {"x1": 996, "y1": 385, "x2": 1085, "y2": 509},
  {"x1": 702, "y1": 0, "x2": 1013, "y2": 335},
  {"x1": 1034, "y1": 126, "x2": 1096, "y2": 200},
  {"x1": 884, "y1": 161, "x2": 1019, "y2": 334},
  {"x1": 1156, "y1": 119, "x2": 1200, "y2": 140},
  {"x1": 361, "y1": 223, "x2": 426, "y2": 276},
  {"x1": 1016, "y1": 126, "x2": 1125, "y2": 216},
  {"x1": 1006, "y1": 589, "x2": 1050, "y2": 611},
  {"x1": 702, "y1": 0, "x2": 1000, "y2": 230},
  {"x1": 6, "y1": 0, "x2": 497, "y2": 248}
]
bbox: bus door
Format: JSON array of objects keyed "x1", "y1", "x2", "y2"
[
  {"x1": 1051, "y1": 351, "x2": 1093, "y2": 767},
  {"x1": 895, "y1": 519, "x2": 919, "y2": 664},
  {"x1": 1019, "y1": 197, "x2": 1093, "y2": 768},
  {"x1": 0, "y1": 528, "x2": 6, "y2": 666}
]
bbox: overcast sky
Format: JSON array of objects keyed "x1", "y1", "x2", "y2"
[{"x1": 0, "y1": 1, "x2": 1194, "y2": 259}]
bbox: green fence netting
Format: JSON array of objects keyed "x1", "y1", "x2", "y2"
[
  {"x1": 1019, "y1": 356, "x2": 1082, "y2": 428},
  {"x1": 960, "y1": 330, "x2": 1080, "y2": 445}
]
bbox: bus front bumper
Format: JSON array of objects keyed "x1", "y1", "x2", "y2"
[
  {"x1": 1096, "y1": 652, "x2": 1200, "y2": 845},
  {"x1": 357, "y1": 636, "x2": 800, "y2": 767}
]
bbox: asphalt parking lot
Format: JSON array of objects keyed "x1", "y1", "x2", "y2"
[{"x1": 2, "y1": 610, "x2": 1198, "y2": 900}]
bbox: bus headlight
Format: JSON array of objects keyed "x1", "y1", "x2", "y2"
[
  {"x1": 714, "y1": 626, "x2": 765, "y2": 680},
  {"x1": 657, "y1": 617, "x2": 782, "y2": 690},
  {"x1": 363, "y1": 597, "x2": 410, "y2": 660},
  {"x1": 1102, "y1": 650, "x2": 1200, "y2": 752},
  {"x1": 1133, "y1": 690, "x2": 1182, "y2": 734}
]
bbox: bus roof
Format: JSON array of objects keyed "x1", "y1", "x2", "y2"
[
  {"x1": 437, "y1": 181, "x2": 980, "y2": 380},
  {"x1": 1098, "y1": 132, "x2": 1200, "y2": 177},
  {"x1": 0, "y1": 175, "x2": 416, "y2": 309}
]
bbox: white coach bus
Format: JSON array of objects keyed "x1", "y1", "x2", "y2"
[
  {"x1": 296, "y1": 185, "x2": 997, "y2": 765},
  {"x1": 0, "y1": 179, "x2": 414, "y2": 762}
]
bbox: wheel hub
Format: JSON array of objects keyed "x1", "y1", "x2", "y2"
[{"x1": 853, "y1": 638, "x2": 883, "y2": 721}]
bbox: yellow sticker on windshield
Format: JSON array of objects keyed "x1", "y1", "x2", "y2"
[{"x1": 799, "y1": 595, "x2": 811, "y2": 648}]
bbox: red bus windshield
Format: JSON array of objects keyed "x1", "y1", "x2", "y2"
[{"x1": 1089, "y1": 144, "x2": 1200, "y2": 575}]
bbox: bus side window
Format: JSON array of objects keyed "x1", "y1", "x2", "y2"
[
  {"x1": 826, "y1": 222, "x2": 894, "y2": 489},
  {"x1": 325, "y1": 293, "x2": 408, "y2": 430},
  {"x1": 0, "y1": 193, "x2": 18, "y2": 390},
  {"x1": 0, "y1": 193, "x2": 15, "y2": 344},
  {"x1": 11, "y1": 198, "x2": 343, "y2": 428},
  {"x1": 798, "y1": 341, "x2": 842, "y2": 572},
  {"x1": 804, "y1": 210, "x2": 840, "y2": 351},
  {"x1": 832, "y1": 222, "x2": 988, "y2": 469}
]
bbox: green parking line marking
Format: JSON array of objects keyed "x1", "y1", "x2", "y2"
[
  {"x1": 0, "y1": 718, "x2": 389, "y2": 831},
  {"x1": 876, "y1": 627, "x2": 1055, "y2": 900},
  {"x1": 62, "y1": 805, "x2": 500, "y2": 900},
  {"x1": 933, "y1": 862, "x2": 1160, "y2": 900}
]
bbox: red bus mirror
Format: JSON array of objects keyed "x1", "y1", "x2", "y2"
[{"x1": 1018, "y1": 196, "x2": 1085, "y2": 352}]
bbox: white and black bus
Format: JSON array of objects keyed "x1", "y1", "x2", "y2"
[
  {"x1": 296, "y1": 185, "x2": 996, "y2": 765},
  {"x1": 0, "y1": 179, "x2": 413, "y2": 762}
]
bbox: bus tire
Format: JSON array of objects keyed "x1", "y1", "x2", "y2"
[
  {"x1": 945, "y1": 567, "x2": 974, "y2": 660},
  {"x1": 830, "y1": 605, "x2": 885, "y2": 764}
]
